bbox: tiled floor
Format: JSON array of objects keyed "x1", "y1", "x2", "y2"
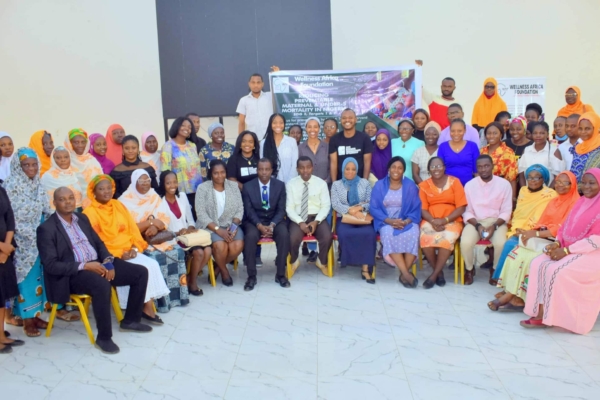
[{"x1": 2, "y1": 245, "x2": 600, "y2": 399}]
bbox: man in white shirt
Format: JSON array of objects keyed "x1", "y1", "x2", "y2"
[
  {"x1": 286, "y1": 156, "x2": 332, "y2": 275},
  {"x1": 236, "y1": 66, "x2": 279, "y2": 140},
  {"x1": 555, "y1": 113, "x2": 582, "y2": 171}
]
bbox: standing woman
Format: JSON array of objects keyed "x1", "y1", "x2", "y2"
[
  {"x1": 89, "y1": 133, "x2": 115, "y2": 174},
  {"x1": 3, "y1": 148, "x2": 51, "y2": 337},
  {"x1": 227, "y1": 130, "x2": 261, "y2": 190},
  {"x1": 260, "y1": 113, "x2": 298, "y2": 183},
  {"x1": 63, "y1": 129, "x2": 103, "y2": 203},
  {"x1": 411, "y1": 121, "x2": 440, "y2": 184},
  {"x1": 28, "y1": 130, "x2": 54, "y2": 177},
  {"x1": 140, "y1": 132, "x2": 162, "y2": 174},
  {"x1": 412, "y1": 108, "x2": 430, "y2": 141},
  {"x1": 370, "y1": 129, "x2": 392, "y2": 182},
  {"x1": 364, "y1": 121, "x2": 378, "y2": 141},
  {"x1": 370, "y1": 156, "x2": 422, "y2": 288},
  {"x1": 471, "y1": 77, "x2": 508, "y2": 132},
  {"x1": 0, "y1": 132, "x2": 15, "y2": 182},
  {"x1": 41, "y1": 147, "x2": 84, "y2": 211},
  {"x1": 110, "y1": 135, "x2": 158, "y2": 199},
  {"x1": 518, "y1": 122, "x2": 563, "y2": 187},
  {"x1": 437, "y1": 119, "x2": 479, "y2": 186},
  {"x1": 391, "y1": 119, "x2": 424, "y2": 182},
  {"x1": 298, "y1": 117, "x2": 330, "y2": 184},
  {"x1": 505, "y1": 116, "x2": 532, "y2": 159},
  {"x1": 557, "y1": 86, "x2": 595, "y2": 118},
  {"x1": 160, "y1": 116, "x2": 202, "y2": 218},
  {"x1": 198, "y1": 123, "x2": 235, "y2": 180},
  {"x1": 323, "y1": 118, "x2": 339, "y2": 144},
  {"x1": 571, "y1": 112, "x2": 600, "y2": 185},
  {"x1": 480, "y1": 122, "x2": 518, "y2": 200},
  {"x1": 105, "y1": 124, "x2": 126, "y2": 166}
]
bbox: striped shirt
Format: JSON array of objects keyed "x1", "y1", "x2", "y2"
[{"x1": 57, "y1": 213, "x2": 98, "y2": 270}]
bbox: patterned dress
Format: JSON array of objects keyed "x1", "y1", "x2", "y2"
[
  {"x1": 481, "y1": 143, "x2": 518, "y2": 182},
  {"x1": 379, "y1": 188, "x2": 419, "y2": 256},
  {"x1": 198, "y1": 142, "x2": 234, "y2": 179},
  {"x1": 160, "y1": 140, "x2": 203, "y2": 194}
]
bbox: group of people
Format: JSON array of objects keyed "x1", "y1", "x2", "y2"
[{"x1": 0, "y1": 71, "x2": 600, "y2": 357}]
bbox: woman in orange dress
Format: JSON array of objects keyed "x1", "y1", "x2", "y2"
[{"x1": 418, "y1": 156, "x2": 467, "y2": 288}]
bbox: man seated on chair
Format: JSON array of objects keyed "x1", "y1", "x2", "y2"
[
  {"x1": 241, "y1": 158, "x2": 290, "y2": 291},
  {"x1": 286, "y1": 156, "x2": 332, "y2": 275},
  {"x1": 36, "y1": 187, "x2": 152, "y2": 354},
  {"x1": 461, "y1": 155, "x2": 512, "y2": 285}
]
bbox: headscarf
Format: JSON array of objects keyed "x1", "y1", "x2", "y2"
[
  {"x1": 511, "y1": 115, "x2": 528, "y2": 131},
  {"x1": 117, "y1": 169, "x2": 162, "y2": 223},
  {"x1": 105, "y1": 124, "x2": 125, "y2": 166},
  {"x1": 28, "y1": 130, "x2": 53, "y2": 177},
  {"x1": 40, "y1": 146, "x2": 84, "y2": 209},
  {"x1": 471, "y1": 77, "x2": 508, "y2": 128},
  {"x1": 557, "y1": 86, "x2": 596, "y2": 118},
  {"x1": 341, "y1": 157, "x2": 361, "y2": 206},
  {"x1": 371, "y1": 129, "x2": 391, "y2": 180},
  {"x1": 64, "y1": 130, "x2": 103, "y2": 196},
  {"x1": 575, "y1": 112, "x2": 600, "y2": 155},
  {"x1": 525, "y1": 164, "x2": 550, "y2": 185},
  {"x1": 89, "y1": 133, "x2": 115, "y2": 174},
  {"x1": 305, "y1": 117, "x2": 321, "y2": 128},
  {"x1": 423, "y1": 121, "x2": 442, "y2": 137},
  {"x1": 533, "y1": 171, "x2": 579, "y2": 237},
  {"x1": 3, "y1": 147, "x2": 50, "y2": 283},
  {"x1": 558, "y1": 168, "x2": 600, "y2": 247},
  {"x1": 83, "y1": 175, "x2": 148, "y2": 257},
  {"x1": 208, "y1": 122, "x2": 225, "y2": 137},
  {"x1": 140, "y1": 132, "x2": 161, "y2": 172},
  {"x1": 0, "y1": 132, "x2": 14, "y2": 181}
]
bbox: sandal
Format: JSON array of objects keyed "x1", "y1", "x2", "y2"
[
  {"x1": 23, "y1": 319, "x2": 40, "y2": 337},
  {"x1": 34, "y1": 317, "x2": 48, "y2": 330},
  {"x1": 520, "y1": 317, "x2": 547, "y2": 329},
  {"x1": 5, "y1": 314, "x2": 23, "y2": 327},
  {"x1": 494, "y1": 291, "x2": 506, "y2": 299},
  {"x1": 56, "y1": 310, "x2": 81, "y2": 322},
  {"x1": 488, "y1": 299, "x2": 502, "y2": 311},
  {"x1": 498, "y1": 303, "x2": 524, "y2": 312}
]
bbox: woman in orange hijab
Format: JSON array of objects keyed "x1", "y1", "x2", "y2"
[
  {"x1": 570, "y1": 112, "x2": 600, "y2": 184},
  {"x1": 471, "y1": 77, "x2": 508, "y2": 132},
  {"x1": 27, "y1": 130, "x2": 54, "y2": 176},
  {"x1": 105, "y1": 124, "x2": 126, "y2": 166},
  {"x1": 557, "y1": 86, "x2": 595, "y2": 118}
]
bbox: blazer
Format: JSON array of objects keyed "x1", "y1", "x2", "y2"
[
  {"x1": 37, "y1": 212, "x2": 112, "y2": 304},
  {"x1": 195, "y1": 179, "x2": 244, "y2": 230},
  {"x1": 241, "y1": 177, "x2": 286, "y2": 226}
]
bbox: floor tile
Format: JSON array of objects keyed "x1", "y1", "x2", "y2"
[
  {"x1": 318, "y1": 375, "x2": 412, "y2": 400},
  {"x1": 407, "y1": 370, "x2": 510, "y2": 400}
]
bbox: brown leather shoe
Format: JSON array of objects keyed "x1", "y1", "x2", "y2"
[
  {"x1": 488, "y1": 268, "x2": 498, "y2": 286},
  {"x1": 464, "y1": 269, "x2": 474, "y2": 285}
]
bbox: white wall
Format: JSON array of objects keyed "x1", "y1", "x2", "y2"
[
  {"x1": 2, "y1": 0, "x2": 599, "y2": 149},
  {"x1": 331, "y1": 0, "x2": 600, "y2": 122}
]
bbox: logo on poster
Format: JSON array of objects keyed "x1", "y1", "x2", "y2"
[
  {"x1": 498, "y1": 83, "x2": 508, "y2": 97},
  {"x1": 273, "y1": 77, "x2": 289, "y2": 93}
]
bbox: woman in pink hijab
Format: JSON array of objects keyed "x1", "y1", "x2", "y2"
[{"x1": 89, "y1": 133, "x2": 115, "y2": 174}]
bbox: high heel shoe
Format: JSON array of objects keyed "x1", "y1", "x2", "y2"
[{"x1": 361, "y1": 270, "x2": 375, "y2": 284}]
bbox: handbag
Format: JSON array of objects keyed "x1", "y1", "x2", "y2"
[
  {"x1": 177, "y1": 230, "x2": 212, "y2": 250},
  {"x1": 146, "y1": 230, "x2": 175, "y2": 245},
  {"x1": 518, "y1": 236, "x2": 553, "y2": 253},
  {"x1": 341, "y1": 212, "x2": 373, "y2": 225}
]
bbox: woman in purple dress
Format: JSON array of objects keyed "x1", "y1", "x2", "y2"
[{"x1": 437, "y1": 119, "x2": 479, "y2": 186}]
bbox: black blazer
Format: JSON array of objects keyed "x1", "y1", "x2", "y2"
[
  {"x1": 241, "y1": 178, "x2": 286, "y2": 226},
  {"x1": 37, "y1": 212, "x2": 112, "y2": 304}
]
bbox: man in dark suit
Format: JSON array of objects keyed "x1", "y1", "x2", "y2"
[
  {"x1": 37, "y1": 187, "x2": 152, "y2": 354},
  {"x1": 241, "y1": 158, "x2": 290, "y2": 291}
]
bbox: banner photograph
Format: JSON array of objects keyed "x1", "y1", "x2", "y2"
[{"x1": 270, "y1": 66, "x2": 422, "y2": 139}]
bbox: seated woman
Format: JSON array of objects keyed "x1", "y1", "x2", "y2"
[
  {"x1": 110, "y1": 135, "x2": 158, "y2": 199},
  {"x1": 0, "y1": 133, "x2": 15, "y2": 183},
  {"x1": 489, "y1": 171, "x2": 579, "y2": 311},
  {"x1": 89, "y1": 133, "x2": 115, "y2": 174},
  {"x1": 157, "y1": 170, "x2": 211, "y2": 296},
  {"x1": 412, "y1": 121, "x2": 441, "y2": 184},
  {"x1": 195, "y1": 160, "x2": 244, "y2": 286},
  {"x1": 41, "y1": 147, "x2": 84, "y2": 212},
  {"x1": 63, "y1": 129, "x2": 103, "y2": 203},
  {"x1": 520, "y1": 168, "x2": 600, "y2": 334},
  {"x1": 227, "y1": 130, "x2": 260, "y2": 190},
  {"x1": 118, "y1": 170, "x2": 189, "y2": 312},
  {"x1": 28, "y1": 130, "x2": 54, "y2": 177},
  {"x1": 331, "y1": 157, "x2": 376, "y2": 283},
  {"x1": 370, "y1": 156, "x2": 422, "y2": 288},
  {"x1": 437, "y1": 119, "x2": 479, "y2": 186},
  {"x1": 140, "y1": 132, "x2": 161, "y2": 174},
  {"x1": 491, "y1": 165, "x2": 557, "y2": 281},
  {"x1": 199, "y1": 123, "x2": 235, "y2": 180},
  {"x1": 83, "y1": 175, "x2": 170, "y2": 324},
  {"x1": 418, "y1": 157, "x2": 467, "y2": 288}
]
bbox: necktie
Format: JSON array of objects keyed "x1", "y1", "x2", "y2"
[
  {"x1": 262, "y1": 185, "x2": 269, "y2": 209},
  {"x1": 300, "y1": 181, "x2": 309, "y2": 222}
]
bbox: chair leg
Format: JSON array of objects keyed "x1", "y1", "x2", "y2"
[
  {"x1": 412, "y1": 263, "x2": 417, "y2": 276},
  {"x1": 207, "y1": 258, "x2": 216, "y2": 287},
  {"x1": 372, "y1": 265, "x2": 377, "y2": 279},
  {"x1": 45, "y1": 304, "x2": 59, "y2": 338},
  {"x1": 327, "y1": 246, "x2": 334, "y2": 278},
  {"x1": 72, "y1": 296, "x2": 95, "y2": 345},
  {"x1": 111, "y1": 287, "x2": 124, "y2": 322},
  {"x1": 233, "y1": 259, "x2": 238, "y2": 271},
  {"x1": 286, "y1": 253, "x2": 293, "y2": 280},
  {"x1": 419, "y1": 247, "x2": 424, "y2": 270},
  {"x1": 83, "y1": 296, "x2": 91, "y2": 316}
]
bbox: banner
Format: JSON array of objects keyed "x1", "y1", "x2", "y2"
[
  {"x1": 270, "y1": 66, "x2": 422, "y2": 139},
  {"x1": 497, "y1": 77, "x2": 546, "y2": 118}
]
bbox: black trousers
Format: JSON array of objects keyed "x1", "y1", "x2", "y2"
[
  {"x1": 242, "y1": 221, "x2": 290, "y2": 278},
  {"x1": 289, "y1": 215, "x2": 332, "y2": 265},
  {"x1": 69, "y1": 258, "x2": 148, "y2": 340}
]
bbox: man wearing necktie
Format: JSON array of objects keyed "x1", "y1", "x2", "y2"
[
  {"x1": 286, "y1": 156, "x2": 332, "y2": 275},
  {"x1": 241, "y1": 158, "x2": 290, "y2": 291}
]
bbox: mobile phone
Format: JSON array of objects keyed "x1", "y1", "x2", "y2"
[{"x1": 228, "y1": 223, "x2": 239, "y2": 233}]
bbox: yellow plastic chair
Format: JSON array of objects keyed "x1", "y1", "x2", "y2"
[
  {"x1": 287, "y1": 236, "x2": 332, "y2": 279},
  {"x1": 456, "y1": 239, "x2": 490, "y2": 285},
  {"x1": 206, "y1": 258, "x2": 239, "y2": 287}
]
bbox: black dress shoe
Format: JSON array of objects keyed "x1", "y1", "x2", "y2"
[
  {"x1": 141, "y1": 312, "x2": 164, "y2": 326},
  {"x1": 423, "y1": 279, "x2": 435, "y2": 289},
  {"x1": 189, "y1": 287, "x2": 203, "y2": 296},
  {"x1": 3, "y1": 339, "x2": 25, "y2": 347},
  {"x1": 302, "y1": 245, "x2": 309, "y2": 256},
  {"x1": 244, "y1": 276, "x2": 257, "y2": 291},
  {"x1": 436, "y1": 273, "x2": 446, "y2": 287},
  {"x1": 95, "y1": 338, "x2": 120, "y2": 354},
  {"x1": 0, "y1": 345, "x2": 12, "y2": 354},
  {"x1": 4, "y1": 331, "x2": 10, "y2": 337},
  {"x1": 275, "y1": 275, "x2": 291, "y2": 288},
  {"x1": 307, "y1": 251, "x2": 318, "y2": 263},
  {"x1": 120, "y1": 321, "x2": 153, "y2": 332},
  {"x1": 222, "y1": 276, "x2": 233, "y2": 287}
]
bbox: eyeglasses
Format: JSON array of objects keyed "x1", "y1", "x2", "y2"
[
  {"x1": 554, "y1": 180, "x2": 571, "y2": 187},
  {"x1": 429, "y1": 165, "x2": 444, "y2": 170},
  {"x1": 526, "y1": 176, "x2": 543, "y2": 182},
  {"x1": 565, "y1": 93, "x2": 578, "y2": 97},
  {"x1": 484, "y1": 85, "x2": 495, "y2": 89}
]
